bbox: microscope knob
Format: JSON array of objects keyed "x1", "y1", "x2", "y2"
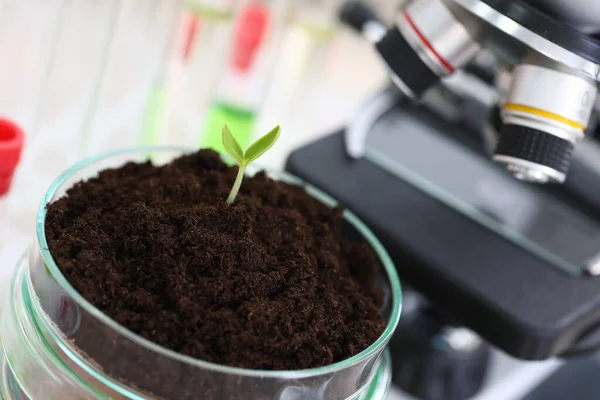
[
  {"x1": 373, "y1": 0, "x2": 481, "y2": 98},
  {"x1": 390, "y1": 309, "x2": 490, "y2": 400},
  {"x1": 375, "y1": 27, "x2": 440, "y2": 98},
  {"x1": 494, "y1": 124, "x2": 574, "y2": 184}
]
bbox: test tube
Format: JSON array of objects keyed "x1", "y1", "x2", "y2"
[
  {"x1": 76, "y1": 0, "x2": 125, "y2": 157},
  {"x1": 24, "y1": 0, "x2": 124, "y2": 162},
  {"x1": 85, "y1": 0, "x2": 179, "y2": 154},
  {"x1": 138, "y1": 9, "x2": 192, "y2": 147},
  {"x1": 199, "y1": 0, "x2": 290, "y2": 153},
  {"x1": 0, "y1": 0, "x2": 67, "y2": 134},
  {"x1": 140, "y1": 0, "x2": 240, "y2": 148},
  {"x1": 257, "y1": 0, "x2": 342, "y2": 139}
]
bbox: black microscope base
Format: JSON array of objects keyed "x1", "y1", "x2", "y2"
[
  {"x1": 285, "y1": 131, "x2": 600, "y2": 361},
  {"x1": 523, "y1": 355, "x2": 600, "y2": 400}
]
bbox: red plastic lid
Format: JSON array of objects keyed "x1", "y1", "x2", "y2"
[
  {"x1": 232, "y1": 3, "x2": 270, "y2": 71},
  {"x1": 0, "y1": 118, "x2": 24, "y2": 196}
]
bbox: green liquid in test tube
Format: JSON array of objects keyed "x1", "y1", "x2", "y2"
[{"x1": 200, "y1": 0, "x2": 281, "y2": 153}]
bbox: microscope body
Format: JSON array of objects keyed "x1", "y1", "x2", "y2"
[
  {"x1": 300, "y1": 4, "x2": 600, "y2": 397},
  {"x1": 375, "y1": 0, "x2": 600, "y2": 184}
]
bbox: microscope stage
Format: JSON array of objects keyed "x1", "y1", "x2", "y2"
[{"x1": 285, "y1": 105, "x2": 600, "y2": 360}]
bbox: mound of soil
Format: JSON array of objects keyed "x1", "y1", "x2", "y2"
[{"x1": 44, "y1": 149, "x2": 386, "y2": 395}]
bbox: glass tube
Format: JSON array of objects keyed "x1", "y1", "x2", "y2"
[
  {"x1": 81, "y1": 0, "x2": 179, "y2": 156},
  {"x1": 141, "y1": 0, "x2": 241, "y2": 148},
  {"x1": 256, "y1": 0, "x2": 342, "y2": 156},
  {"x1": 198, "y1": 0, "x2": 290, "y2": 153},
  {"x1": 0, "y1": 0, "x2": 67, "y2": 133}
]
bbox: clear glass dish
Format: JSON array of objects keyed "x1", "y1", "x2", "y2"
[
  {"x1": 1, "y1": 148, "x2": 402, "y2": 399},
  {"x1": 0, "y1": 252, "x2": 394, "y2": 400}
]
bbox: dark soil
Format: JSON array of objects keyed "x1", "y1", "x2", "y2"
[{"x1": 44, "y1": 150, "x2": 386, "y2": 398}]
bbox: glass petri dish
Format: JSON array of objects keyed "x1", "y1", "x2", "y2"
[{"x1": 2, "y1": 147, "x2": 401, "y2": 399}]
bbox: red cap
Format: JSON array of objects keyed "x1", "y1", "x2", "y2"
[
  {"x1": 232, "y1": 3, "x2": 270, "y2": 71},
  {"x1": 0, "y1": 118, "x2": 24, "y2": 196}
]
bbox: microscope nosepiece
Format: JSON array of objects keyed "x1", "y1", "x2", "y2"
[
  {"x1": 493, "y1": 64, "x2": 597, "y2": 184},
  {"x1": 376, "y1": 0, "x2": 480, "y2": 98}
]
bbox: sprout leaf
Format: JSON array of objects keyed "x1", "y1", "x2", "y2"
[
  {"x1": 244, "y1": 125, "x2": 281, "y2": 164},
  {"x1": 221, "y1": 124, "x2": 281, "y2": 205},
  {"x1": 222, "y1": 124, "x2": 245, "y2": 165}
]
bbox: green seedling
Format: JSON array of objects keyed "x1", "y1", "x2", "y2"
[{"x1": 222, "y1": 124, "x2": 281, "y2": 205}]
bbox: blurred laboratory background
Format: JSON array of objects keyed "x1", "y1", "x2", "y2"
[{"x1": 0, "y1": 0, "x2": 401, "y2": 241}]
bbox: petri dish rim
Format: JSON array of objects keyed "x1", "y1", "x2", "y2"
[{"x1": 35, "y1": 146, "x2": 402, "y2": 380}]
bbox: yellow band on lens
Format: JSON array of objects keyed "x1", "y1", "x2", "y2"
[{"x1": 504, "y1": 103, "x2": 585, "y2": 131}]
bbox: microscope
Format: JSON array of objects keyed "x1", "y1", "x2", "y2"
[{"x1": 285, "y1": 1, "x2": 600, "y2": 399}]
